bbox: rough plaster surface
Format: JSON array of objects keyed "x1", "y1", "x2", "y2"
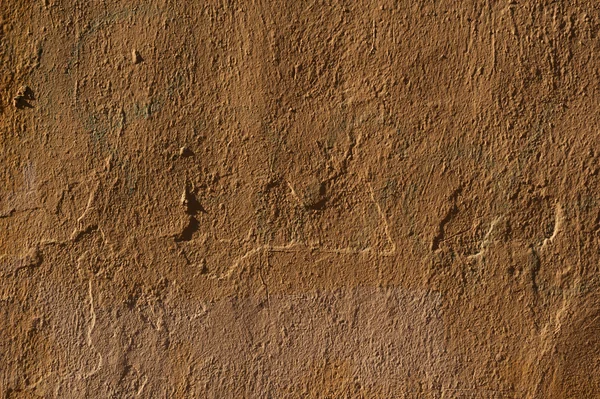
[{"x1": 2, "y1": 0, "x2": 600, "y2": 397}]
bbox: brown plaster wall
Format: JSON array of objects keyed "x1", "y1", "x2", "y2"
[{"x1": 1, "y1": 1, "x2": 600, "y2": 397}]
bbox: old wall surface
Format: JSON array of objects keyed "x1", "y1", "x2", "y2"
[{"x1": 2, "y1": 1, "x2": 600, "y2": 397}]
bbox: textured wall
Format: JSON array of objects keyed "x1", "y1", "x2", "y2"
[{"x1": 2, "y1": 0, "x2": 600, "y2": 397}]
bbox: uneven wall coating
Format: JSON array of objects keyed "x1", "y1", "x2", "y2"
[{"x1": 2, "y1": 1, "x2": 600, "y2": 397}]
